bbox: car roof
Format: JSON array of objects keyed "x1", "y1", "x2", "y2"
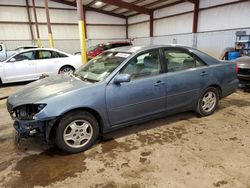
[
  {"x1": 105, "y1": 41, "x2": 131, "y2": 45},
  {"x1": 108, "y1": 44, "x2": 196, "y2": 54},
  {"x1": 17, "y1": 48, "x2": 65, "y2": 53}
]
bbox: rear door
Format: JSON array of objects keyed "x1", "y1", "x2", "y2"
[
  {"x1": 106, "y1": 49, "x2": 167, "y2": 126},
  {"x1": 3, "y1": 51, "x2": 37, "y2": 82},
  {"x1": 163, "y1": 48, "x2": 210, "y2": 112}
]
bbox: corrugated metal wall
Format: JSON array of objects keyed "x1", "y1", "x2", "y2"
[
  {"x1": 0, "y1": 0, "x2": 127, "y2": 54},
  {"x1": 128, "y1": 0, "x2": 250, "y2": 58}
]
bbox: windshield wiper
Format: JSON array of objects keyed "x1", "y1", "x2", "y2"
[{"x1": 78, "y1": 75, "x2": 97, "y2": 83}]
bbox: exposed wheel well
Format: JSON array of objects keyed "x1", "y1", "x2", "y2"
[
  {"x1": 49, "y1": 108, "x2": 104, "y2": 141},
  {"x1": 208, "y1": 84, "x2": 222, "y2": 99},
  {"x1": 58, "y1": 65, "x2": 75, "y2": 74}
]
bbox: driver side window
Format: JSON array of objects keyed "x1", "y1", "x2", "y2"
[
  {"x1": 121, "y1": 49, "x2": 161, "y2": 80},
  {"x1": 13, "y1": 51, "x2": 35, "y2": 62}
]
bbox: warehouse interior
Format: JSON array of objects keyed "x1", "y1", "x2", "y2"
[
  {"x1": 1, "y1": 0, "x2": 249, "y2": 57},
  {"x1": 0, "y1": 0, "x2": 250, "y2": 187}
]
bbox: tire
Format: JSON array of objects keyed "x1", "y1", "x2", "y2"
[
  {"x1": 55, "y1": 110, "x2": 99, "y2": 154},
  {"x1": 196, "y1": 87, "x2": 219, "y2": 116},
  {"x1": 59, "y1": 66, "x2": 75, "y2": 74}
]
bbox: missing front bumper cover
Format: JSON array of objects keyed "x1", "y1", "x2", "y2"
[{"x1": 13, "y1": 118, "x2": 58, "y2": 143}]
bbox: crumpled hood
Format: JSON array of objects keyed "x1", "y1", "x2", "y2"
[{"x1": 7, "y1": 74, "x2": 91, "y2": 110}]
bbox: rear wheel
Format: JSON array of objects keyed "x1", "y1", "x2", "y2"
[
  {"x1": 55, "y1": 110, "x2": 99, "y2": 154},
  {"x1": 59, "y1": 66, "x2": 75, "y2": 74},
  {"x1": 196, "y1": 87, "x2": 219, "y2": 116}
]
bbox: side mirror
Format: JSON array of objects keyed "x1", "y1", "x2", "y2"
[
  {"x1": 9, "y1": 58, "x2": 16, "y2": 62},
  {"x1": 114, "y1": 74, "x2": 131, "y2": 84}
]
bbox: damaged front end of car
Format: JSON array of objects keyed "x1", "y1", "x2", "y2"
[{"x1": 8, "y1": 103, "x2": 57, "y2": 142}]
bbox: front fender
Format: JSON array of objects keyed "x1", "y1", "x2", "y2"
[{"x1": 35, "y1": 83, "x2": 110, "y2": 128}]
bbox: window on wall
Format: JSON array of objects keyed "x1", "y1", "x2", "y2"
[
  {"x1": 163, "y1": 49, "x2": 205, "y2": 72},
  {"x1": 121, "y1": 49, "x2": 162, "y2": 80}
]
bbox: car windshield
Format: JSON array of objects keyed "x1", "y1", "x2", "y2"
[{"x1": 73, "y1": 51, "x2": 130, "y2": 82}]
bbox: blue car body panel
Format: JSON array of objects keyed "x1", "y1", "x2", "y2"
[{"x1": 7, "y1": 45, "x2": 238, "y2": 139}]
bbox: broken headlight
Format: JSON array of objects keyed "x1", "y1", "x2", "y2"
[{"x1": 12, "y1": 104, "x2": 47, "y2": 120}]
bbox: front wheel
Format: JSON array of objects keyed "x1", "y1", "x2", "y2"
[
  {"x1": 196, "y1": 87, "x2": 219, "y2": 116},
  {"x1": 55, "y1": 111, "x2": 99, "y2": 154}
]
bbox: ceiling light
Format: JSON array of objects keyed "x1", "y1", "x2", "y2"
[{"x1": 95, "y1": 1, "x2": 103, "y2": 6}]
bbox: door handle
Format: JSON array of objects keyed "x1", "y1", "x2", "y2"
[
  {"x1": 154, "y1": 80, "x2": 165, "y2": 86},
  {"x1": 200, "y1": 71, "x2": 208, "y2": 76}
]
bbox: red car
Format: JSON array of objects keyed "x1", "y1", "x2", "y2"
[{"x1": 87, "y1": 41, "x2": 132, "y2": 59}]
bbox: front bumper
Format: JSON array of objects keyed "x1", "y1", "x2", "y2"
[{"x1": 13, "y1": 118, "x2": 57, "y2": 142}]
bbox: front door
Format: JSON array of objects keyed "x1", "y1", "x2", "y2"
[
  {"x1": 3, "y1": 51, "x2": 37, "y2": 83},
  {"x1": 106, "y1": 49, "x2": 166, "y2": 126}
]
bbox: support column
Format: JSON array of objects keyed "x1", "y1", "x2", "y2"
[
  {"x1": 126, "y1": 18, "x2": 128, "y2": 39},
  {"x1": 45, "y1": 0, "x2": 54, "y2": 48},
  {"x1": 25, "y1": 0, "x2": 34, "y2": 43},
  {"x1": 31, "y1": 0, "x2": 42, "y2": 47},
  {"x1": 192, "y1": 0, "x2": 199, "y2": 33},
  {"x1": 83, "y1": 7, "x2": 87, "y2": 39},
  {"x1": 77, "y1": 0, "x2": 88, "y2": 64},
  {"x1": 149, "y1": 12, "x2": 153, "y2": 37}
]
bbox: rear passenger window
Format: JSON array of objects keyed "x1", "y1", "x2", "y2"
[
  {"x1": 38, "y1": 51, "x2": 55, "y2": 59},
  {"x1": 52, "y1": 51, "x2": 68, "y2": 58},
  {"x1": 164, "y1": 50, "x2": 205, "y2": 72}
]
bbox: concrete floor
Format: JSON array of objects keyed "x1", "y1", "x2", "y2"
[{"x1": 0, "y1": 84, "x2": 250, "y2": 188}]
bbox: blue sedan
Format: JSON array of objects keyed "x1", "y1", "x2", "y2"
[{"x1": 7, "y1": 45, "x2": 238, "y2": 153}]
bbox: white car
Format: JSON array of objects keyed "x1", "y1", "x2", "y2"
[{"x1": 0, "y1": 48, "x2": 82, "y2": 84}]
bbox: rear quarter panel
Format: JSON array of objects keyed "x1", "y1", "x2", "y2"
[
  {"x1": 208, "y1": 62, "x2": 238, "y2": 97},
  {"x1": 192, "y1": 49, "x2": 238, "y2": 97}
]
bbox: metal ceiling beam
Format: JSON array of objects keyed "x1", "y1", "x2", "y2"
[
  {"x1": 152, "y1": 0, "x2": 184, "y2": 11},
  {"x1": 98, "y1": 3, "x2": 110, "y2": 10},
  {"x1": 185, "y1": 0, "x2": 196, "y2": 3},
  {"x1": 111, "y1": 0, "x2": 146, "y2": 12},
  {"x1": 127, "y1": 0, "x2": 184, "y2": 17},
  {"x1": 100, "y1": 0, "x2": 152, "y2": 15},
  {"x1": 144, "y1": 0, "x2": 168, "y2": 8},
  {"x1": 121, "y1": 0, "x2": 180, "y2": 16},
  {"x1": 111, "y1": 0, "x2": 145, "y2": 13},
  {"x1": 50, "y1": 0, "x2": 126, "y2": 18},
  {"x1": 86, "y1": 0, "x2": 98, "y2": 7}
]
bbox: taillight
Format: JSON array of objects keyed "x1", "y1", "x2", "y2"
[{"x1": 235, "y1": 63, "x2": 238, "y2": 74}]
